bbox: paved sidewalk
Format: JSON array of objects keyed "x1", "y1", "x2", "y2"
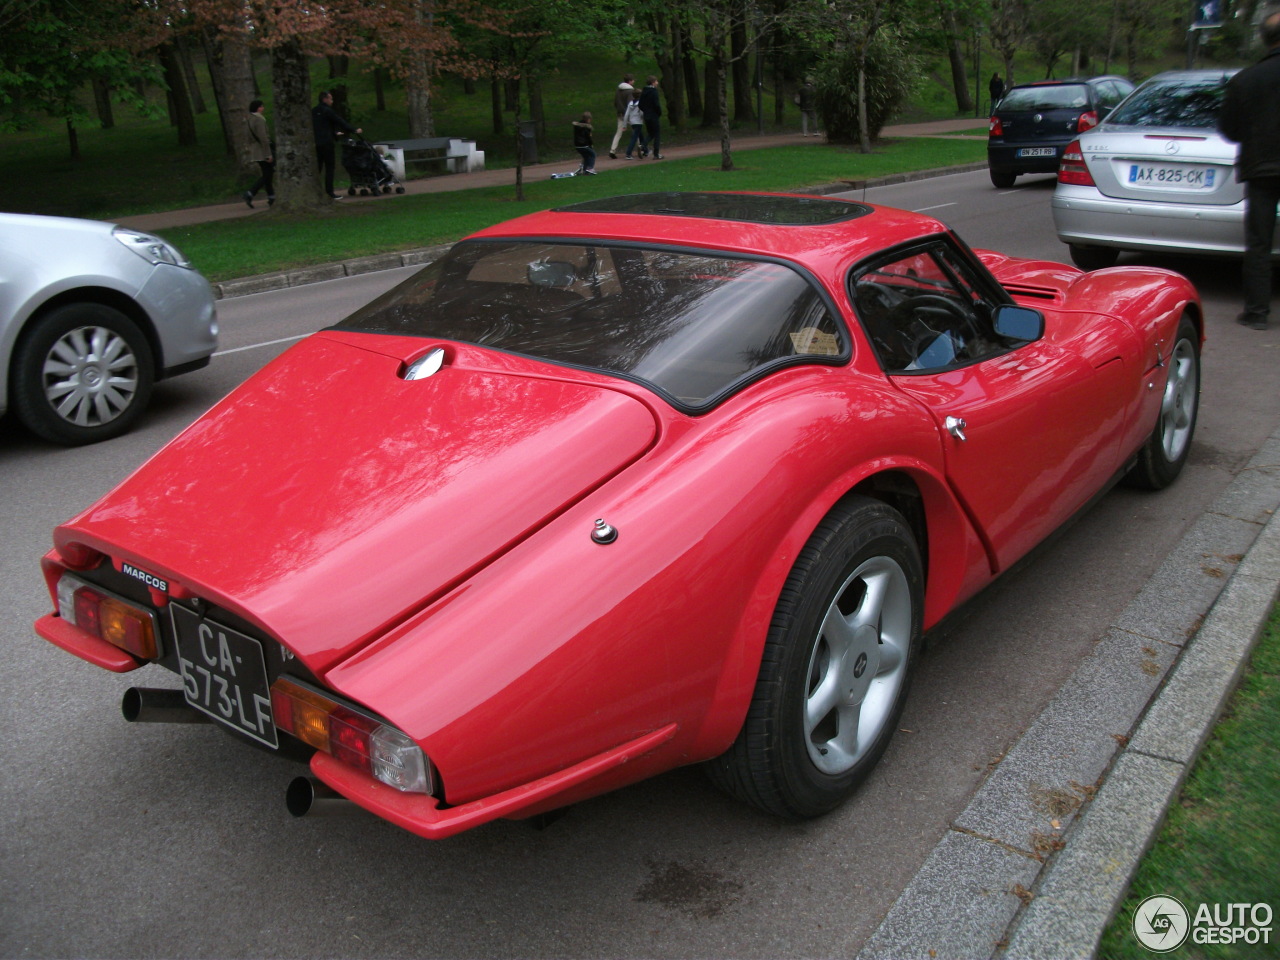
[{"x1": 118, "y1": 117, "x2": 985, "y2": 234}]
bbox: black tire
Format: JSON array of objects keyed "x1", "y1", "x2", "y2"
[
  {"x1": 1068, "y1": 244, "x2": 1120, "y2": 271},
  {"x1": 395, "y1": 186, "x2": 406, "y2": 194},
  {"x1": 989, "y1": 167, "x2": 1016, "y2": 188},
  {"x1": 1125, "y1": 314, "x2": 1199, "y2": 490},
  {"x1": 11, "y1": 303, "x2": 154, "y2": 445},
  {"x1": 707, "y1": 496, "x2": 923, "y2": 819},
  {"x1": 347, "y1": 186, "x2": 357, "y2": 196}
]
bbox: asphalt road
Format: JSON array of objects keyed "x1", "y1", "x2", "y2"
[{"x1": 2, "y1": 170, "x2": 1277, "y2": 959}]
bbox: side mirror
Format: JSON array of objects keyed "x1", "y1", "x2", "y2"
[{"x1": 994, "y1": 304, "x2": 1044, "y2": 342}]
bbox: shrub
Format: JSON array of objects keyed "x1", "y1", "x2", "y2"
[{"x1": 814, "y1": 31, "x2": 921, "y2": 144}]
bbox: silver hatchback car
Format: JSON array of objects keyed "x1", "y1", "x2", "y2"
[
  {"x1": 0, "y1": 214, "x2": 217, "y2": 445},
  {"x1": 1051, "y1": 69, "x2": 1280, "y2": 270}
]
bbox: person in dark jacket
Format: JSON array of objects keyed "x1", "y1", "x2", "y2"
[
  {"x1": 1218, "y1": 10, "x2": 1280, "y2": 330},
  {"x1": 572, "y1": 112, "x2": 597, "y2": 174},
  {"x1": 989, "y1": 73, "x2": 1005, "y2": 106},
  {"x1": 312, "y1": 90, "x2": 361, "y2": 199},
  {"x1": 638, "y1": 76, "x2": 663, "y2": 160}
]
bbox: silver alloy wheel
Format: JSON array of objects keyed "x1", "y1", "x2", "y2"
[
  {"x1": 803, "y1": 554, "x2": 912, "y2": 775},
  {"x1": 42, "y1": 325, "x2": 140, "y2": 427},
  {"x1": 1159, "y1": 337, "x2": 1197, "y2": 464}
]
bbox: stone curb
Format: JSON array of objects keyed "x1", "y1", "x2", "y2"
[
  {"x1": 209, "y1": 163, "x2": 989, "y2": 300},
  {"x1": 856, "y1": 428, "x2": 1280, "y2": 960}
]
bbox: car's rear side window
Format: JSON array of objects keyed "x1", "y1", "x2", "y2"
[
  {"x1": 338, "y1": 240, "x2": 845, "y2": 410},
  {"x1": 999, "y1": 84, "x2": 1090, "y2": 111}
]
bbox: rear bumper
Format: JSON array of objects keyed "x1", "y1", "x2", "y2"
[
  {"x1": 988, "y1": 142, "x2": 1067, "y2": 175},
  {"x1": 1051, "y1": 187, "x2": 1267, "y2": 256},
  {"x1": 310, "y1": 723, "x2": 679, "y2": 839}
]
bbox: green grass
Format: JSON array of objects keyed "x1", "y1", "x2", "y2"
[
  {"x1": 158, "y1": 137, "x2": 985, "y2": 281},
  {"x1": 1098, "y1": 605, "x2": 1280, "y2": 959}
]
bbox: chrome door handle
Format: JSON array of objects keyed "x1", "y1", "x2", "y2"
[{"x1": 945, "y1": 416, "x2": 967, "y2": 441}]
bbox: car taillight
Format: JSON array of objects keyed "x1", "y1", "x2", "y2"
[
  {"x1": 1077, "y1": 111, "x2": 1099, "y2": 133},
  {"x1": 56, "y1": 573, "x2": 159, "y2": 659},
  {"x1": 270, "y1": 676, "x2": 433, "y2": 794},
  {"x1": 1058, "y1": 141, "x2": 1095, "y2": 186},
  {"x1": 989, "y1": 116, "x2": 1003, "y2": 137}
]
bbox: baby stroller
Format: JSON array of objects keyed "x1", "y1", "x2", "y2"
[{"x1": 341, "y1": 137, "x2": 405, "y2": 196}]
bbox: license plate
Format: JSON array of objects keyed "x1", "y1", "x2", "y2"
[
  {"x1": 1127, "y1": 163, "x2": 1216, "y2": 189},
  {"x1": 171, "y1": 604, "x2": 277, "y2": 748},
  {"x1": 1018, "y1": 147, "x2": 1056, "y2": 157}
]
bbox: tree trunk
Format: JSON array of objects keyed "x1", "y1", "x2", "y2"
[
  {"x1": 857, "y1": 55, "x2": 870, "y2": 153},
  {"x1": 529, "y1": 76, "x2": 545, "y2": 143},
  {"x1": 375, "y1": 67, "x2": 387, "y2": 111},
  {"x1": 513, "y1": 76, "x2": 525, "y2": 203},
  {"x1": 491, "y1": 76, "x2": 503, "y2": 134},
  {"x1": 201, "y1": 27, "x2": 255, "y2": 167},
  {"x1": 731, "y1": 14, "x2": 754, "y2": 123},
  {"x1": 92, "y1": 78, "x2": 114, "y2": 129},
  {"x1": 717, "y1": 57, "x2": 733, "y2": 171},
  {"x1": 701, "y1": 56, "x2": 718, "y2": 127},
  {"x1": 270, "y1": 40, "x2": 326, "y2": 213},
  {"x1": 681, "y1": 27, "x2": 702, "y2": 118},
  {"x1": 66, "y1": 118, "x2": 80, "y2": 161},
  {"x1": 328, "y1": 56, "x2": 350, "y2": 120},
  {"x1": 942, "y1": 8, "x2": 972, "y2": 113},
  {"x1": 407, "y1": 50, "x2": 435, "y2": 137},
  {"x1": 176, "y1": 35, "x2": 206, "y2": 114},
  {"x1": 159, "y1": 43, "x2": 198, "y2": 147}
]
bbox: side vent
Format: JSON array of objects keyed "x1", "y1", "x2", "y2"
[{"x1": 1002, "y1": 283, "x2": 1061, "y2": 303}]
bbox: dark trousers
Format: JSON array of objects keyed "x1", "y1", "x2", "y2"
[
  {"x1": 575, "y1": 146, "x2": 595, "y2": 171},
  {"x1": 1242, "y1": 176, "x2": 1280, "y2": 321},
  {"x1": 626, "y1": 124, "x2": 647, "y2": 157},
  {"x1": 316, "y1": 143, "x2": 337, "y2": 196},
  {"x1": 248, "y1": 160, "x2": 274, "y2": 200},
  {"x1": 644, "y1": 116, "x2": 661, "y2": 157}
]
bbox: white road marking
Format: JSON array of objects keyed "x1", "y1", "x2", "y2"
[
  {"x1": 213, "y1": 334, "x2": 309, "y2": 357},
  {"x1": 912, "y1": 202, "x2": 958, "y2": 212}
]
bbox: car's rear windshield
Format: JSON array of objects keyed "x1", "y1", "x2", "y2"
[
  {"x1": 1105, "y1": 76, "x2": 1228, "y2": 128},
  {"x1": 998, "y1": 84, "x2": 1090, "y2": 111},
  {"x1": 337, "y1": 240, "x2": 845, "y2": 410}
]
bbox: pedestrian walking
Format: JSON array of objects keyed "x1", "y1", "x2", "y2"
[
  {"x1": 609, "y1": 73, "x2": 635, "y2": 160},
  {"x1": 312, "y1": 90, "x2": 361, "y2": 200},
  {"x1": 989, "y1": 73, "x2": 1005, "y2": 108},
  {"x1": 623, "y1": 89, "x2": 647, "y2": 159},
  {"x1": 573, "y1": 112, "x2": 597, "y2": 174},
  {"x1": 639, "y1": 76, "x2": 663, "y2": 159},
  {"x1": 242, "y1": 99, "x2": 274, "y2": 208},
  {"x1": 1218, "y1": 9, "x2": 1280, "y2": 330},
  {"x1": 797, "y1": 79, "x2": 818, "y2": 137}
]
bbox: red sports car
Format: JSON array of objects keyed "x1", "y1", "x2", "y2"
[{"x1": 35, "y1": 192, "x2": 1201, "y2": 839}]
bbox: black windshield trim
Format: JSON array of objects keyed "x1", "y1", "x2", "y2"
[{"x1": 554, "y1": 192, "x2": 872, "y2": 225}]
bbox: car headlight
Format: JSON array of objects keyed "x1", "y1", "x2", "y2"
[{"x1": 113, "y1": 227, "x2": 193, "y2": 268}]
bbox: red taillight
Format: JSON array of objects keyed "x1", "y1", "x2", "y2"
[
  {"x1": 57, "y1": 574, "x2": 158, "y2": 659},
  {"x1": 1058, "y1": 140, "x2": 1095, "y2": 186},
  {"x1": 1077, "y1": 110, "x2": 1099, "y2": 133},
  {"x1": 270, "y1": 676, "x2": 433, "y2": 794},
  {"x1": 989, "y1": 116, "x2": 1003, "y2": 137}
]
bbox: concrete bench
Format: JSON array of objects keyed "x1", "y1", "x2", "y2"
[{"x1": 374, "y1": 137, "x2": 486, "y2": 177}]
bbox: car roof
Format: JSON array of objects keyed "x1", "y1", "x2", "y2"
[
  {"x1": 1006, "y1": 75, "x2": 1127, "y2": 90},
  {"x1": 1139, "y1": 68, "x2": 1240, "y2": 82},
  {"x1": 465, "y1": 192, "x2": 950, "y2": 277}
]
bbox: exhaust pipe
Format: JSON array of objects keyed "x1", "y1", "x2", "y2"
[
  {"x1": 286, "y1": 776, "x2": 359, "y2": 818},
  {"x1": 121, "y1": 687, "x2": 208, "y2": 724}
]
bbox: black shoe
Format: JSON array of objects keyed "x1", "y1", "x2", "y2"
[
  {"x1": 1236, "y1": 312, "x2": 1268, "y2": 330},
  {"x1": 267, "y1": 196, "x2": 275, "y2": 207},
  {"x1": 654, "y1": 154, "x2": 664, "y2": 159},
  {"x1": 609, "y1": 151, "x2": 617, "y2": 160},
  {"x1": 242, "y1": 191, "x2": 254, "y2": 208},
  {"x1": 330, "y1": 194, "x2": 343, "y2": 200}
]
